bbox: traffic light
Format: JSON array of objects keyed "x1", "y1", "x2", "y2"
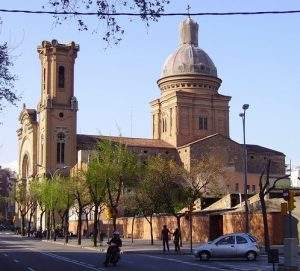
[
  {"x1": 288, "y1": 191, "x2": 296, "y2": 211},
  {"x1": 280, "y1": 202, "x2": 288, "y2": 215}
]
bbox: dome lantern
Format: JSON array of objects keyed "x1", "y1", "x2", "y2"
[
  {"x1": 180, "y1": 18, "x2": 199, "y2": 47},
  {"x1": 160, "y1": 18, "x2": 218, "y2": 79}
]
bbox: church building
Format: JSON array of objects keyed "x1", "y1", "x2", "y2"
[{"x1": 17, "y1": 18, "x2": 285, "y2": 199}]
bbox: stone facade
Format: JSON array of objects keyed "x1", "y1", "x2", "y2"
[{"x1": 16, "y1": 18, "x2": 286, "y2": 231}]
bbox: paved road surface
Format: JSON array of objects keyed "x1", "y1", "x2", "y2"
[{"x1": 0, "y1": 232, "x2": 295, "y2": 271}]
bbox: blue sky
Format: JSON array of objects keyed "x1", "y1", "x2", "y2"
[{"x1": 0, "y1": 0, "x2": 300, "y2": 170}]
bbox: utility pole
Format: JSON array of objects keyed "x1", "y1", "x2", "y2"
[{"x1": 239, "y1": 104, "x2": 250, "y2": 233}]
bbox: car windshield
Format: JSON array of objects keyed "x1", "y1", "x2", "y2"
[{"x1": 247, "y1": 234, "x2": 258, "y2": 243}]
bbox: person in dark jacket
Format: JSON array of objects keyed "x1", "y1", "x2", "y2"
[
  {"x1": 103, "y1": 231, "x2": 122, "y2": 266},
  {"x1": 161, "y1": 225, "x2": 171, "y2": 252},
  {"x1": 173, "y1": 228, "x2": 180, "y2": 253}
]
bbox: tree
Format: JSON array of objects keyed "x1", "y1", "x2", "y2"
[
  {"x1": 0, "y1": 41, "x2": 19, "y2": 112},
  {"x1": 69, "y1": 170, "x2": 91, "y2": 245},
  {"x1": 183, "y1": 154, "x2": 226, "y2": 207},
  {"x1": 258, "y1": 159, "x2": 289, "y2": 252},
  {"x1": 13, "y1": 179, "x2": 35, "y2": 236},
  {"x1": 141, "y1": 156, "x2": 188, "y2": 246},
  {"x1": 26, "y1": 178, "x2": 40, "y2": 236},
  {"x1": 122, "y1": 191, "x2": 140, "y2": 244},
  {"x1": 57, "y1": 177, "x2": 75, "y2": 244},
  {"x1": 134, "y1": 156, "x2": 169, "y2": 245},
  {"x1": 85, "y1": 155, "x2": 106, "y2": 247},
  {"x1": 46, "y1": 0, "x2": 170, "y2": 45},
  {"x1": 39, "y1": 176, "x2": 62, "y2": 241},
  {"x1": 182, "y1": 154, "x2": 226, "y2": 251},
  {"x1": 95, "y1": 140, "x2": 138, "y2": 231}
]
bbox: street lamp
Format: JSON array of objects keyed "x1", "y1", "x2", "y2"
[
  {"x1": 36, "y1": 164, "x2": 69, "y2": 179},
  {"x1": 239, "y1": 104, "x2": 250, "y2": 233}
]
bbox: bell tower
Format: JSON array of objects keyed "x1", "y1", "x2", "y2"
[{"x1": 37, "y1": 40, "x2": 79, "y2": 175}]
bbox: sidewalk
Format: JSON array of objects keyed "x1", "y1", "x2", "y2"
[
  {"x1": 42, "y1": 237, "x2": 300, "y2": 255},
  {"x1": 42, "y1": 237, "x2": 197, "y2": 254}
]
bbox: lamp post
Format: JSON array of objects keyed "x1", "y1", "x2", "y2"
[
  {"x1": 239, "y1": 104, "x2": 250, "y2": 233},
  {"x1": 36, "y1": 164, "x2": 69, "y2": 179}
]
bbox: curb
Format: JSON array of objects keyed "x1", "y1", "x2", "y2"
[{"x1": 40, "y1": 239, "x2": 193, "y2": 255}]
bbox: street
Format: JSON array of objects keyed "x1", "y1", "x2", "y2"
[{"x1": 0, "y1": 232, "x2": 294, "y2": 271}]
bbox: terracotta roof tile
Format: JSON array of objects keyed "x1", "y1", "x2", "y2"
[
  {"x1": 77, "y1": 134, "x2": 176, "y2": 150},
  {"x1": 246, "y1": 144, "x2": 285, "y2": 156}
]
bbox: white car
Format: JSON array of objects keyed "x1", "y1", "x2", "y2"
[{"x1": 193, "y1": 233, "x2": 260, "y2": 261}]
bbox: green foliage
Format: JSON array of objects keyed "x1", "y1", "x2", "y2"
[
  {"x1": 70, "y1": 170, "x2": 91, "y2": 208},
  {"x1": 38, "y1": 176, "x2": 66, "y2": 212},
  {"x1": 143, "y1": 156, "x2": 187, "y2": 215},
  {"x1": 95, "y1": 140, "x2": 138, "y2": 208},
  {"x1": 0, "y1": 42, "x2": 19, "y2": 112},
  {"x1": 47, "y1": 0, "x2": 170, "y2": 45}
]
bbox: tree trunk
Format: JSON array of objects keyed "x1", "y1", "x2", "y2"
[
  {"x1": 20, "y1": 213, "x2": 26, "y2": 236},
  {"x1": 93, "y1": 204, "x2": 99, "y2": 247},
  {"x1": 52, "y1": 211, "x2": 57, "y2": 241},
  {"x1": 77, "y1": 205, "x2": 83, "y2": 245},
  {"x1": 85, "y1": 211, "x2": 89, "y2": 237},
  {"x1": 149, "y1": 216, "x2": 153, "y2": 245},
  {"x1": 176, "y1": 215, "x2": 182, "y2": 247},
  {"x1": 131, "y1": 216, "x2": 135, "y2": 244},
  {"x1": 27, "y1": 211, "x2": 34, "y2": 237},
  {"x1": 60, "y1": 212, "x2": 65, "y2": 236},
  {"x1": 46, "y1": 210, "x2": 51, "y2": 240},
  {"x1": 112, "y1": 215, "x2": 117, "y2": 232},
  {"x1": 260, "y1": 192, "x2": 270, "y2": 252},
  {"x1": 64, "y1": 209, "x2": 69, "y2": 244},
  {"x1": 39, "y1": 210, "x2": 45, "y2": 231}
]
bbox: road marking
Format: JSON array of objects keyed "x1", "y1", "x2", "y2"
[
  {"x1": 139, "y1": 254, "x2": 232, "y2": 271},
  {"x1": 13, "y1": 259, "x2": 20, "y2": 263},
  {"x1": 27, "y1": 268, "x2": 35, "y2": 271},
  {"x1": 39, "y1": 251, "x2": 105, "y2": 271},
  {"x1": 3, "y1": 253, "x2": 8, "y2": 256}
]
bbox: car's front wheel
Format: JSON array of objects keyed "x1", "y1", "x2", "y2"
[
  {"x1": 246, "y1": 251, "x2": 257, "y2": 261},
  {"x1": 198, "y1": 251, "x2": 211, "y2": 261}
]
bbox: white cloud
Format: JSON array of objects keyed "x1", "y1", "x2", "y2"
[{"x1": 1, "y1": 160, "x2": 18, "y2": 172}]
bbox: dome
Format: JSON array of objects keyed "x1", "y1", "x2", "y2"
[{"x1": 161, "y1": 18, "x2": 217, "y2": 78}]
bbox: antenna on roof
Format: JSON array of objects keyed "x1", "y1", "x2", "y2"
[
  {"x1": 130, "y1": 107, "x2": 133, "y2": 137},
  {"x1": 115, "y1": 121, "x2": 122, "y2": 137}
]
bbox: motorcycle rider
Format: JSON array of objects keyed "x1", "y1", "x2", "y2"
[{"x1": 103, "y1": 231, "x2": 122, "y2": 267}]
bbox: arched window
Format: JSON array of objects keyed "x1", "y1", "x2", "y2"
[
  {"x1": 58, "y1": 66, "x2": 65, "y2": 88},
  {"x1": 21, "y1": 154, "x2": 29, "y2": 179},
  {"x1": 57, "y1": 132, "x2": 65, "y2": 164}
]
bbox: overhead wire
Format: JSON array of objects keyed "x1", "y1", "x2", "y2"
[{"x1": 0, "y1": 8, "x2": 300, "y2": 16}]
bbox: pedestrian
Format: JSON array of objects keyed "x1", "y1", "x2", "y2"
[
  {"x1": 173, "y1": 228, "x2": 180, "y2": 253},
  {"x1": 161, "y1": 225, "x2": 171, "y2": 253}
]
